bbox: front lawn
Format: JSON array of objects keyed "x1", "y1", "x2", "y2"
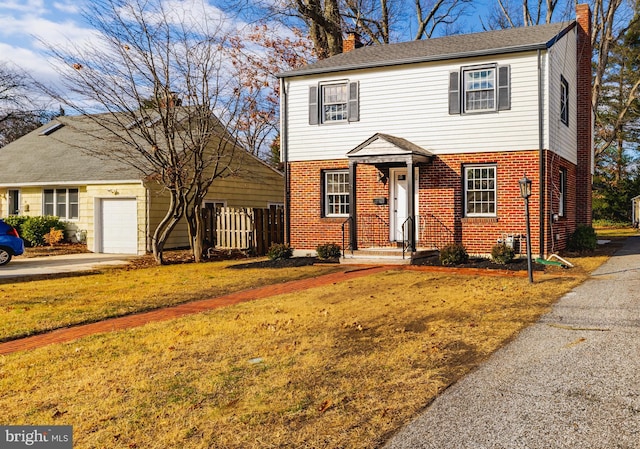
[
  {"x1": 0, "y1": 249, "x2": 611, "y2": 448},
  {"x1": 0, "y1": 259, "x2": 341, "y2": 342}
]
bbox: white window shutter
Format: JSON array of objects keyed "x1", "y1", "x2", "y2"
[
  {"x1": 448, "y1": 71, "x2": 460, "y2": 114},
  {"x1": 309, "y1": 85, "x2": 319, "y2": 125},
  {"x1": 498, "y1": 65, "x2": 510, "y2": 111},
  {"x1": 347, "y1": 81, "x2": 359, "y2": 122}
]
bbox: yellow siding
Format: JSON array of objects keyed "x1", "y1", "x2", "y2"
[
  {"x1": 85, "y1": 184, "x2": 148, "y2": 254},
  {"x1": 0, "y1": 152, "x2": 282, "y2": 254},
  {"x1": 147, "y1": 153, "x2": 284, "y2": 250},
  {"x1": 0, "y1": 184, "x2": 147, "y2": 255}
]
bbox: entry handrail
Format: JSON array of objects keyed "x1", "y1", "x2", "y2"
[
  {"x1": 401, "y1": 216, "x2": 414, "y2": 259},
  {"x1": 341, "y1": 217, "x2": 354, "y2": 257}
]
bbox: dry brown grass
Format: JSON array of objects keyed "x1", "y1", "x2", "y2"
[
  {"x1": 0, "y1": 260, "x2": 340, "y2": 341},
  {"x1": 0, "y1": 260, "x2": 598, "y2": 448}
]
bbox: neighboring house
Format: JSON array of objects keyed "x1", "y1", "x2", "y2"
[
  {"x1": 0, "y1": 114, "x2": 284, "y2": 254},
  {"x1": 278, "y1": 4, "x2": 593, "y2": 261},
  {"x1": 632, "y1": 195, "x2": 640, "y2": 227}
]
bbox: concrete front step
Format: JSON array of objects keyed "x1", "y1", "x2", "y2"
[{"x1": 341, "y1": 248, "x2": 437, "y2": 265}]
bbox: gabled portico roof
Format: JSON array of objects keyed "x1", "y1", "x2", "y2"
[{"x1": 346, "y1": 133, "x2": 433, "y2": 164}]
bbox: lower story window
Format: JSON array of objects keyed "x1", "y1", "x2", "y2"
[
  {"x1": 324, "y1": 170, "x2": 349, "y2": 217},
  {"x1": 44, "y1": 188, "x2": 79, "y2": 219},
  {"x1": 559, "y1": 168, "x2": 567, "y2": 217},
  {"x1": 464, "y1": 165, "x2": 496, "y2": 217}
]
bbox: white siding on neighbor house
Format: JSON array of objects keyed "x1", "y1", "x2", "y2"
[
  {"x1": 284, "y1": 50, "x2": 550, "y2": 162},
  {"x1": 547, "y1": 27, "x2": 578, "y2": 164}
]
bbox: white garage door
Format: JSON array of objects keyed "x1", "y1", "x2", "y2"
[{"x1": 100, "y1": 199, "x2": 138, "y2": 254}]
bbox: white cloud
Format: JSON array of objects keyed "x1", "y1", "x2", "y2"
[
  {"x1": 52, "y1": 1, "x2": 81, "y2": 14},
  {"x1": 0, "y1": 0, "x2": 46, "y2": 14}
]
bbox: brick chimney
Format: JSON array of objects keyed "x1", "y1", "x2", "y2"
[
  {"x1": 575, "y1": 3, "x2": 592, "y2": 226},
  {"x1": 343, "y1": 33, "x2": 363, "y2": 53}
]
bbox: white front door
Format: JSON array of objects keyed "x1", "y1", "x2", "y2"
[{"x1": 391, "y1": 168, "x2": 419, "y2": 242}]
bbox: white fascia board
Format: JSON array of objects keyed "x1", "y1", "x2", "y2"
[{"x1": 0, "y1": 180, "x2": 144, "y2": 188}]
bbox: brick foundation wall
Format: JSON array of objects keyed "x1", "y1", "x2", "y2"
[{"x1": 288, "y1": 150, "x2": 580, "y2": 256}]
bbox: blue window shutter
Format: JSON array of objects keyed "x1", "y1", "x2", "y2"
[
  {"x1": 498, "y1": 65, "x2": 510, "y2": 111},
  {"x1": 347, "y1": 81, "x2": 359, "y2": 122},
  {"x1": 448, "y1": 71, "x2": 460, "y2": 114},
  {"x1": 309, "y1": 85, "x2": 319, "y2": 125}
]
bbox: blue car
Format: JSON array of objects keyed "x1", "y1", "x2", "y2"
[{"x1": 0, "y1": 219, "x2": 25, "y2": 265}]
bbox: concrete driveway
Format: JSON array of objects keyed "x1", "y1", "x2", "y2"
[{"x1": 0, "y1": 253, "x2": 135, "y2": 279}]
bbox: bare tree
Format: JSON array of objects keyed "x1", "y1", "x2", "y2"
[
  {"x1": 41, "y1": 0, "x2": 255, "y2": 264},
  {"x1": 480, "y1": 0, "x2": 570, "y2": 29},
  {"x1": 0, "y1": 63, "x2": 49, "y2": 147},
  {"x1": 229, "y1": 25, "x2": 314, "y2": 159},
  {"x1": 255, "y1": 0, "x2": 472, "y2": 58}
]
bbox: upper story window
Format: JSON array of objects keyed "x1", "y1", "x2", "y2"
[
  {"x1": 464, "y1": 165, "x2": 497, "y2": 217},
  {"x1": 322, "y1": 84, "x2": 348, "y2": 122},
  {"x1": 323, "y1": 170, "x2": 350, "y2": 217},
  {"x1": 560, "y1": 75, "x2": 569, "y2": 126},
  {"x1": 44, "y1": 188, "x2": 79, "y2": 220},
  {"x1": 309, "y1": 81, "x2": 359, "y2": 125},
  {"x1": 449, "y1": 64, "x2": 510, "y2": 114},
  {"x1": 464, "y1": 67, "x2": 496, "y2": 111}
]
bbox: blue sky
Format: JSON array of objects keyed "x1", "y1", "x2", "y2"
[{"x1": 0, "y1": 1, "x2": 94, "y2": 84}]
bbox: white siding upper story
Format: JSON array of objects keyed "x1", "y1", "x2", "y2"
[
  {"x1": 547, "y1": 26, "x2": 578, "y2": 164},
  {"x1": 283, "y1": 29, "x2": 578, "y2": 164}
]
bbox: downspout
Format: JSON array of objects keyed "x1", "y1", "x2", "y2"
[
  {"x1": 537, "y1": 49, "x2": 545, "y2": 258},
  {"x1": 280, "y1": 77, "x2": 291, "y2": 245}
]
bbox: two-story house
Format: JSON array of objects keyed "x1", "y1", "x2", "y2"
[{"x1": 278, "y1": 4, "x2": 592, "y2": 262}]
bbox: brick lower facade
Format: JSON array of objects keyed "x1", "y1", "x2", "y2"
[{"x1": 287, "y1": 150, "x2": 579, "y2": 256}]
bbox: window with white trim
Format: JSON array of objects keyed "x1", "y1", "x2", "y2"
[
  {"x1": 43, "y1": 188, "x2": 79, "y2": 219},
  {"x1": 464, "y1": 165, "x2": 497, "y2": 217},
  {"x1": 560, "y1": 75, "x2": 569, "y2": 126},
  {"x1": 308, "y1": 81, "x2": 359, "y2": 125},
  {"x1": 324, "y1": 170, "x2": 350, "y2": 217},
  {"x1": 449, "y1": 64, "x2": 510, "y2": 114},
  {"x1": 558, "y1": 168, "x2": 567, "y2": 217},
  {"x1": 322, "y1": 83, "x2": 348, "y2": 122},
  {"x1": 464, "y1": 67, "x2": 496, "y2": 111}
]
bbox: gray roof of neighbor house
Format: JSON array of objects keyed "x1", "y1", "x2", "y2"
[
  {"x1": 278, "y1": 21, "x2": 574, "y2": 78},
  {"x1": 0, "y1": 114, "x2": 143, "y2": 186}
]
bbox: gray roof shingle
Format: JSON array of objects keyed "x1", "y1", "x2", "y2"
[
  {"x1": 278, "y1": 21, "x2": 574, "y2": 78},
  {"x1": 0, "y1": 114, "x2": 144, "y2": 186}
]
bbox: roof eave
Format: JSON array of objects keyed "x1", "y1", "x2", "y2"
[
  {"x1": 277, "y1": 23, "x2": 575, "y2": 79},
  {"x1": 0, "y1": 180, "x2": 144, "y2": 188}
]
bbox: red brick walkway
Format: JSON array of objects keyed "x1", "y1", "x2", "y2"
[{"x1": 0, "y1": 265, "x2": 396, "y2": 356}]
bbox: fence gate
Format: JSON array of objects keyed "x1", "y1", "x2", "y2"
[{"x1": 203, "y1": 206, "x2": 284, "y2": 256}]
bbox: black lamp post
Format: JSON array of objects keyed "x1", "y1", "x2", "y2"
[{"x1": 519, "y1": 174, "x2": 534, "y2": 283}]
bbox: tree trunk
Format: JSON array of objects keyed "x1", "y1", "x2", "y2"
[{"x1": 152, "y1": 190, "x2": 184, "y2": 265}]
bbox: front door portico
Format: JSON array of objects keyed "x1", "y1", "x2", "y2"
[{"x1": 346, "y1": 133, "x2": 433, "y2": 252}]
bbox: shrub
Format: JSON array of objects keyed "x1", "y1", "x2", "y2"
[
  {"x1": 316, "y1": 243, "x2": 341, "y2": 259},
  {"x1": 44, "y1": 228, "x2": 65, "y2": 246},
  {"x1": 3, "y1": 215, "x2": 29, "y2": 237},
  {"x1": 21, "y1": 216, "x2": 67, "y2": 247},
  {"x1": 566, "y1": 225, "x2": 597, "y2": 252},
  {"x1": 439, "y1": 243, "x2": 469, "y2": 266},
  {"x1": 491, "y1": 243, "x2": 515, "y2": 264},
  {"x1": 267, "y1": 243, "x2": 293, "y2": 260}
]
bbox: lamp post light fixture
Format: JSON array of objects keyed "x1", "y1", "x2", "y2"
[{"x1": 519, "y1": 174, "x2": 534, "y2": 283}]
